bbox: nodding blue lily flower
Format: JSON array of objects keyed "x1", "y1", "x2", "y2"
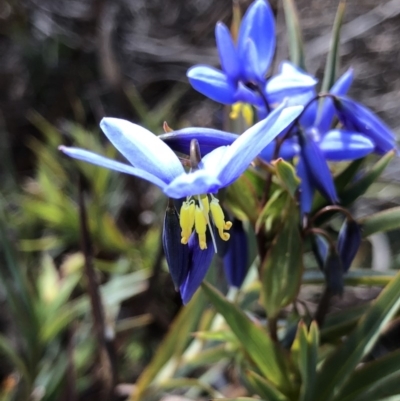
[
  {"x1": 60, "y1": 103, "x2": 303, "y2": 302},
  {"x1": 187, "y1": 0, "x2": 275, "y2": 106}
]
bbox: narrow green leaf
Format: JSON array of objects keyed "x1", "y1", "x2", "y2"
[
  {"x1": 201, "y1": 282, "x2": 292, "y2": 393},
  {"x1": 274, "y1": 158, "x2": 300, "y2": 199},
  {"x1": 261, "y1": 205, "x2": 303, "y2": 318},
  {"x1": 313, "y1": 270, "x2": 400, "y2": 401},
  {"x1": 246, "y1": 370, "x2": 290, "y2": 401},
  {"x1": 321, "y1": 1, "x2": 346, "y2": 93},
  {"x1": 255, "y1": 189, "x2": 286, "y2": 233},
  {"x1": 334, "y1": 349, "x2": 400, "y2": 401},
  {"x1": 340, "y1": 151, "x2": 395, "y2": 206},
  {"x1": 282, "y1": 0, "x2": 306, "y2": 69},
  {"x1": 361, "y1": 206, "x2": 400, "y2": 237},
  {"x1": 131, "y1": 290, "x2": 206, "y2": 401}
]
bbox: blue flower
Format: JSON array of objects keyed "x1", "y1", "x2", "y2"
[
  {"x1": 187, "y1": 0, "x2": 275, "y2": 105},
  {"x1": 60, "y1": 103, "x2": 302, "y2": 302}
]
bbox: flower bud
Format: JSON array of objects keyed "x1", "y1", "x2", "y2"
[{"x1": 337, "y1": 219, "x2": 361, "y2": 272}]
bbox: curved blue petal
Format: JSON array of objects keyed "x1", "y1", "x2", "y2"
[
  {"x1": 296, "y1": 157, "x2": 315, "y2": 215},
  {"x1": 300, "y1": 134, "x2": 338, "y2": 203},
  {"x1": 266, "y1": 62, "x2": 317, "y2": 102},
  {"x1": 337, "y1": 219, "x2": 361, "y2": 272},
  {"x1": 335, "y1": 96, "x2": 396, "y2": 154},
  {"x1": 213, "y1": 103, "x2": 303, "y2": 186},
  {"x1": 235, "y1": 82, "x2": 264, "y2": 106},
  {"x1": 187, "y1": 65, "x2": 237, "y2": 104},
  {"x1": 238, "y1": 0, "x2": 275, "y2": 80},
  {"x1": 319, "y1": 129, "x2": 374, "y2": 160},
  {"x1": 215, "y1": 22, "x2": 240, "y2": 81},
  {"x1": 180, "y1": 233, "x2": 214, "y2": 304},
  {"x1": 59, "y1": 146, "x2": 167, "y2": 189},
  {"x1": 316, "y1": 68, "x2": 354, "y2": 134},
  {"x1": 159, "y1": 128, "x2": 238, "y2": 156},
  {"x1": 164, "y1": 170, "x2": 222, "y2": 199},
  {"x1": 258, "y1": 137, "x2": 300, "y2": 162},
  {"x1": 100, "y1": 118, "x2": 184, "y2": 184}
]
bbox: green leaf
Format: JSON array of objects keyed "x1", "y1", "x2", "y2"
[
  {"x1": 131, "y1": 290, "x2": 206, "y2": 401},
  {"x1": 255, "y1": 190, "x2": 287, "y2": 233},
  {"x1": 212, "y1": 399, "x2": 267, "y2": 401},
  {"x1": 313, "y1": 270, "x2": 400, "y2": 401},
  {"x1": 320, "y1": 1, "x2": 346, "y2": 93},
  {"x1": 274, "y1": 158, "x2": 300, "y2": 199},
  {"x1": 291, "y1": 321, "x2": 319, "y2": 401},
  {"x1": 282, "y1": 0, "x2": 306, "y2": 70},
  {"x1": 201, "y1": 282, "x2": 292, "y2": 394},
  {"x1": 261, "y1": 205, "x2": 303, "y2": 318},
  {"x1": 340, "y1": 151, "x2": 395, "y2": 206},
  {"x1": 361, "y1": 207, "x2": 400, "y2": 237},
  {"x1": 334, "y1": 349, "x2": 400, "y2": 401},
  {"x1": 225, "y1": 172, "x2": 261, "y2": 223},
  {"x1": 246, "y1": 370, "x2": 290, "y2": 401}
]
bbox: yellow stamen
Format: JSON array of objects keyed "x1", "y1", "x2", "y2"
[
  {"x1": 195, "y1": 205, "x2": 207, "y2": 249},
  {"x1": 229, "y1": 102, "x2": 254, "y2": 126},
  {"x1": 210, "y1": 197, "x2": 232, "y2": 241},
  {"x1": 180, "y1": 200, "x2": 195, "y2": 244}
]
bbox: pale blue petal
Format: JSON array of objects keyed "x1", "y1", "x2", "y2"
[
  {"x1": 320, "y1": 129, "x2": 374, "y2": 160},
  {"x1": 258, "y1": 138, "x2": 300, "y2": 161},
  {"x1": 215, "y1": 22, "x2": 240, "y2": 81},
  {"x1": 201, "y1": 146, "x2": 229, "y2": 174},
  {"x1": 212, "y1": 103, "x2": 303, "y2": 186},
  {"x1": 238, "y1": 0, "x2": 275, "y2": 79},
  {"x1": 266, "y1": 62, "x2": 317, "y2": 98},
  {"x1": 59, "y1": 146, "x2": 167, "y2": 189},
  {"x1": 164, "y1": 170, "x2": 222, "y2": 198},
  {"x1": 100, "y1": 118, "x2": 184, "y2": 184},
  {"x1": 316, "y1": 68, "x2": 354, "y2": 133},
  {"x1": 187, "y1": 65, "x2": 237, "y2": 104}
]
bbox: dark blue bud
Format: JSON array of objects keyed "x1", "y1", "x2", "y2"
[
  {"x1": 334, "y1": 96, "x2": 396, "y2": 154},
  {"x1": 162, "y1": 203, "x2": 189, "y2": 290},
  {"x1": 312, "y1": 234, "x2": 329, "y2": 271},
  {"x1": 337, "y1": 219, "x2": 361, "y2": 272},
  {"x1": 223, "y1": 219, "x2": 248, "y2": 288},
  {"x1": 179, "y1": 233, "x2": 214, "y2": 305},
  {"x1": 324, "y1": 247, "x2": 344, "y2": 296}
]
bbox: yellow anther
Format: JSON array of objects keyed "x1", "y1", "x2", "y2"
[
  {"x1": 180, "y1": 200, "x2": 195, "y2": 244},
  {"x1": 195, "y1": 206, "x2": 207, "y2": 249},
  {"x1": 210, "y1": 198, "x2": 232, "y2": 241},
  {"x1": 229, "y1": 102, "x2": 253, "y2": 126},
  {"x1": 199, "y1": 194, "x2": 210, "y2": 214}
]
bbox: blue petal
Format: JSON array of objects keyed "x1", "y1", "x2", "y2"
[
  {"x1": 100, "y1": 118, "x2": 184, "y2": 184},
  {"x1": 312, "y1": 234, "x2": 329, "y2": 270},
  {"x1": 241, "y1": 39, "x2": 261, "y2": 83},
  {"x1": 213, "y1": 103, "x2": 303, "y2": 186},
  {"x1": 266, "y1": 62, "x2": 317, "y2": 102},
  {"x1": 159, "y1": 128, "x2": 238, "y2": 156},
  {"x1": 187, "y1": 65, "x2": 237, "y2": 104},
  {"x1": 59, "y1": 146, "x2": 167, "y2": 189},
  {"x1": 335, "y1": 96, "x2": 396, "y2": 154},
  {"x1": 296, "y1": 157, "x2": 315, "y2": 215},
  {"x1": 238, "y1": 0, "x2": 275, "y2": 80},
  {"x1": 337, "y1": 219, "x2": 361, "y2": 272},
  {"x1": 258, "y1": 137, "x2": 300, "y2": 162},
  {"x1": 223, "y1": 219, "x2": 248, "y2": 288},
  {"x1": 235, "y1": 81, "x2": 264, "y2": 106},
  {"x1": 300, "y1": 134, "x2": 339, "y2": 203},
  {"x1": 319, "y1": 129, "x2": 374, "y2": 160},
  {"x1": 215, "y1": 22, "x2": 240, "y2": 81},
  {"x1": 164, "y1": 169, "x2": 222, "y2": 199},
  {"x1": 163, "y1": 205, "x2": 190, "y2": 289},
  {"x1": 180, "y1": 233, "x2": 214, "y2": 304},
  {"x1": 316, "y1": 68, "x2": 354, "y2": 133}
]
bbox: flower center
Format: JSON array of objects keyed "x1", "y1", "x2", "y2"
[{"x1": 179, "y1": 194, "x2": 232, "y2": 251}]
